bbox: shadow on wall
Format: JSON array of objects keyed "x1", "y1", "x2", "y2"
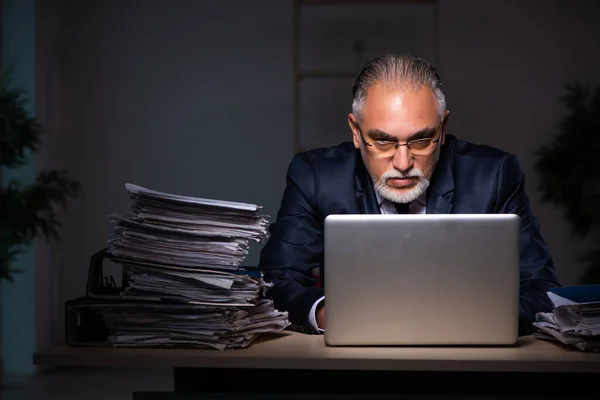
[{"x1": 533, "y1": 81, "x2": 600, "y2": 285}]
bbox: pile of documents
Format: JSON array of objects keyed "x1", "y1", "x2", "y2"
[
  {"x1": 533, "y1": 285, "x2": 600, "y2": 352},
  {"x1": 91, "y1": 298, "x2": 286, "y2": 350},
  {"x1": 107, "y1": 183, "x2": 269, "y2": 269},
  {"x1": 100, "y1": 183, "x2": 289, "y2": 349}
]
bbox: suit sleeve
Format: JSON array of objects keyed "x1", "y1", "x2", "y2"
[
  {"x1": 258, "y1": 153, "x2": 325, "y2": 333},
  {"x1": 495, "y1": 154, "x2": 561, "y2": 336}
]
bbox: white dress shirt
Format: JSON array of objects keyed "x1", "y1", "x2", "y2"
[{"x1": 308, "y1": 191, "x2": 427, "y2": 332}]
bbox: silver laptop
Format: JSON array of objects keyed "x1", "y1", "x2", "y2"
[{"x1": 323, "y1": 213, "x2": 520, "y2": 346}]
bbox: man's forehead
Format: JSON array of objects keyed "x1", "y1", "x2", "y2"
[
  {"x1": 360, "y1": 83, "x2": 439, "y2": 127},
  {"x1": 364, "y1": 82, "x2": 435, "y2": 106}
]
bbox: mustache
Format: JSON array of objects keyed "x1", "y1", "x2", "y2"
[{"x1": 381, "y1": 169, "x2": 425, "y2": 180}]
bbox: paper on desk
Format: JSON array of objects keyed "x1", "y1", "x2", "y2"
[
  {"x1": 533, "y1": 285, "x2": 600, "y2": 352},
  {"x1": 547, "y1": 292, "x2": 577, "y2": 307},
  {"x1": 119, "y1": 263, "x2": 268, "y2": 305},
  {"x1": 107, "y1": 183, "x2": 269, "y2": 269},
  {"x1": 169, "y1": 271, "x2": 234, "y2": 290},
  {"x1": 125, "y1": 183, "x2": 261, "y2": 211},
  {"x1": 90, "y1": 298, "x2": 290, "y2": 350},
  {"x1": 96, "y1": 183, "x2": 289, "y2": 349}
]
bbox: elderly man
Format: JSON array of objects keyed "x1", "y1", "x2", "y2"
[{"x1": 258, "y1": 53, "x2": 560, "y2": 336}]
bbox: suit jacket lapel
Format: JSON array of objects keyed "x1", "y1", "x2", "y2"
[
  {"x1": 354, "y1": 151, "x2": 381, "y2": 214},
  {"x1": 426, "y1": 138, "x2": 455, "y2": 214}
]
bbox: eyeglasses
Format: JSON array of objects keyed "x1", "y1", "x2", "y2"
[
  {"x1": 362, "y1": 136, "x2": 440, "y2": 157},
  {"x1": 357, "y1": 124, "x2": 442, "y2": 157}
]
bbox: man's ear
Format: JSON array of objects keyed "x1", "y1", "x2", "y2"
[
  {"x1": 441, "y1": 109, "x2": 450, "y2": 144},
  {"x1": 348, "y1": 113, "x2": 361, "y2": 149}
]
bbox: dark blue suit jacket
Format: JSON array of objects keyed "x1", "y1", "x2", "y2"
[{"x1": 258, "y1": 134, "x2": 561, "y2": 335}]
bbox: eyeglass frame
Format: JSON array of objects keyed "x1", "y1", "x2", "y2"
[{"x1": 354, "y1": 119, "x2": 444, "y2": 157}]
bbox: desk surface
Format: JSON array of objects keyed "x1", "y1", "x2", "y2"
[{"x1": 34, "y1": 332, "x2": 600, "y2": 373}]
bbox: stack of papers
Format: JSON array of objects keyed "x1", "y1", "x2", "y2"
[
  {"x1": 107, "y1": 183, "x2": 269, "y2": 269},
  {"x1": 115, "y1": 258, "x2": 267, "y2": 305},
  {"x1": 100, "y1": 183, "x2": 289, "y2": 349},
  {"x1": 533, "y1": 284, "x2": 600, "y2": 352},
  {"x1": 91, "y1": 298, "x2": 289, "y2": 350}
]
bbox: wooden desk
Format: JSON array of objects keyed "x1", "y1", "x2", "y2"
[{"x1": 34, "y1": 332, "x2": 600, "y2": 398}]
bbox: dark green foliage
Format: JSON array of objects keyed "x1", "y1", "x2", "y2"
[
  {"x1": 534, "y1": 82, "x2": 600, "y2": 284},
  {"x1": 0, "y1": 72, "x2": 81, "y2": 281}
]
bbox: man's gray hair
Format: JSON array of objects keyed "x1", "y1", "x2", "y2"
[{"x1": 352, "y1": 54, "x2": 446, "y2": 123}]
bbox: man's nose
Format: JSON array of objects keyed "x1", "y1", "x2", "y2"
[{"x1": 392, "y1": 146, "x2": 414, "y2": 172}]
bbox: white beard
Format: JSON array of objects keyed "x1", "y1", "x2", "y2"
[{"x1": 375, "y1": 168, "x2": 430, "y2": 203}]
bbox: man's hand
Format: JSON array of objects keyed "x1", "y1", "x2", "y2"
[{"x1": 316, "y1": 304, "x2": 325, "y2": 329}]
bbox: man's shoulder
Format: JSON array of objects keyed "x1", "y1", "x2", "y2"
[
  {"x1": 299, "y1": 141, "x2": 356, "y2": 162},
  {"x1": 445, "y1": 135, "x2": 523, "y2": 185},
  {"x1": 289, "y1": 142, "x2": 357, "y2": 174},
  {"x1": 448, "y1": 134, "x2": 517, "y2": 167}
]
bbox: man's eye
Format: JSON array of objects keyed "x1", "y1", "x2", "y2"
[
  {"x1": 375, "y1": 140, "x2": 394, "y2": 145},
  {"x1": 409, "y1": 139, "x2": 432, "y2": 149}
]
